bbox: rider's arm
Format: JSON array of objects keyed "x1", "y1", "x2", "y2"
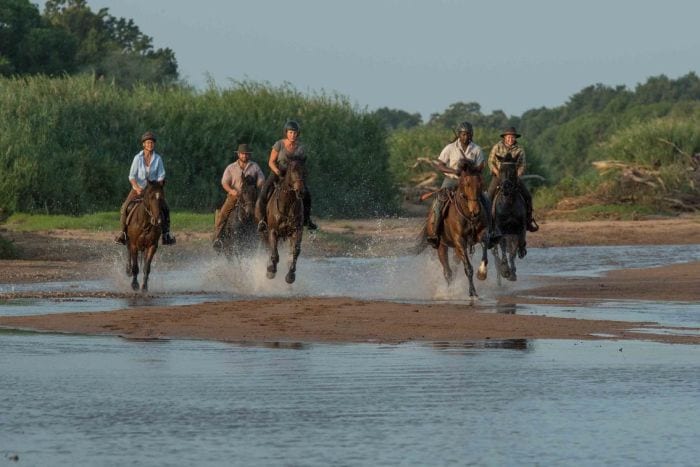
[
  {"x1": 221, "y1": 166, "x2": 238, "y2": 196},
  {"x1": 268, "y1": 148, "x2": 281, "y2": 176},
  {"x1": 516, "y1": 149, "x2": 526, "y2": 177},
  {"x1": 488, "y1": 146, "x2": 500, "y2": 177},
  {"x1": 436, "y1": 145, "x2": 458, "y2": 175}
]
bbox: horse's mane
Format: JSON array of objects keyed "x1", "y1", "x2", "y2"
[{"x1": 457, "y1": 158, "x2": 480, "y2": 176}]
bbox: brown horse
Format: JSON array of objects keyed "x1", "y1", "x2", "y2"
[
  {"x1": 125, "y1": 181, "x2": 164, "y2": 291},
  {"x1": 260, "y1": 156, "x2": 305, "y2": 284},
  {"x1": 420, "y1": 159, "x2": 489, "y2": 297}
]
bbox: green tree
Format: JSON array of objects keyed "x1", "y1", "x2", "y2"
[{"x1": 371, "y1": 107, "x2": 422, "y2": 130}]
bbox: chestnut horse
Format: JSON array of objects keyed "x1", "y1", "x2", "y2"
[
  {"x1": 491, "y1": 153, "x2": 527, "y2": 282},
  {"x1": 260, "y1": 156, "x2": 305, "y2": 284},
  {"x1": 420, "y1": 159, "x2": 489, "y2": 297},
  {"x1": 217, "y1": 174, "x2": 260, "y2": 260},
  {"x1": 124, "y1": 181, "x2": 164, "y2": 291}
]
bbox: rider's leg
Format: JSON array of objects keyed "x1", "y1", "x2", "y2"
[
  {"x1": 255, "y1": 173, "x2": 277, "y2": 232},
  {"x1": 160, "y1": 199, "x2": 176, "y2": 245},
  {"x1": 303, "y1": 188, "x2": 317, "y2": 230},
  {"x1": 427, "y1": 178, "x2": 456, "y2": 247},
  {"x1": 114, "y1": 189, "x2": 137, "y2": 244},
  {"x1": 479, "y1": 192, "x2": 499, "y2": 249},
  {"x1": 486, "y1": 177, "x2": 500, "y2": 237},
  {"x1": 518, "y1": 179, "x2": 539, "y2": 232},
  {"x1": 213, "y1": 194, "x2": 238, "y2": 246}
]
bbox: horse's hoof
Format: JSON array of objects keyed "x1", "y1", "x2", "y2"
[
  {"x1": 285, "y1": 272, "x2": 296, "y2": 284},
  {"x1": 507, "y1": 274, "x2": 517, "y2": 282},
  {"x1": 131, "y1": 282, "x2": 139, "y2": 291},
  {"x1": 477, "y1": 271, "x2": 487, "y2": 281},
  {"x1": 266, "y1": 271, "x2": 276, "y2": 279},
  {"x1": 141, "y1": 285, "x2": 148, "y2": 292}
]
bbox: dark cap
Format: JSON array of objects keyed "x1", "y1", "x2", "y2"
[
  {"x1": 500, "y1": 127, "x2": 521, "y2": 138},
  {"x1": 236, "y1": 143, "x2": 253, "y2": 154}
]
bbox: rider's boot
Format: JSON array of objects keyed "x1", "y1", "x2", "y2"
[
  {"x1": 303, "y1": 200, "x2": 318, "y2": 230},
  {"x1": 114, "y1": 210, "x2": 127, "y2": 244},
  {"x1": 426, "y1": 193, "x2": 444, "y2": 248},
  {"x1": 526, "y1": 204, "x2": 539, "y2": 232},
  {"x1": 162, "y1": 211, "x2": 176, "y2": 244}
]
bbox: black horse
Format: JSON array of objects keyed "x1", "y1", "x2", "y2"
[
  {"x1": 260, "y1": 156, "x2": 305, "y2": 284},
  {"x1": 491, "y1": 153, "x2": 527, "y2": 282},
  {"x1": 217, "y1": 175, "x2": 260, "y2": 259}
]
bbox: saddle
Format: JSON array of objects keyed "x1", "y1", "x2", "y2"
[{"x1": 125, "y1": 197, "x2": 144, "y2": 226}]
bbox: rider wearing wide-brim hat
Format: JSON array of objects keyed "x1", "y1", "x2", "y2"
[
  {"x1": 487, "y1": 126, "x2": 539, "y2": 236},
  {"x1": 425, "y1": 121, "x2": 499, "y2": 249},
  {"x1": 212, "y1": 143, "x2": 265, "y2": 250},
  {"x1": 255, "y1": 120, "x2": 318, "y2": 232},
  {"x1": 114, "y1": 131, "x2": 176, "y2": 245}
]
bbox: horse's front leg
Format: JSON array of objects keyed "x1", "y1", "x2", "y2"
[
  {"x1": 141, "y1": 245, "x2": 158, "y2": 292},
  {"x1": 129, "y1": 247, "x2": 140, "y2": 291},
  {"x1": 266, "y1": 231, "x2": 279, "y2": 279},
  {"x1": 477, "y1": 232, "x2": 488, "y2": 281},
  {"x1": 456, "y1": 240, "x2": 477, "y2": 298},
  {"x1": 436, "y1": 241, "x2": 453, "y2": 285},
  {"x1": 285, "y1": 229, "x2": 303, "y2": 284}
]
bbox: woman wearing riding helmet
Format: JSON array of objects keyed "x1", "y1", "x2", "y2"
[{"x1": 255, "y1": 120, "x2": 317, "y2": 232}]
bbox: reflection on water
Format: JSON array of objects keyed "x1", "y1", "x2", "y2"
[{"x1": 1, "y1": 334, "x2": 699, "y2": 466}]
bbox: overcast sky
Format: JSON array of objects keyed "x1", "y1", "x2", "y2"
[{"x1": 75, "y1": 0, "x2": 700, "y2": 119}]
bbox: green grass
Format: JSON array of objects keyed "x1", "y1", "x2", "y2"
[
  {"x1": 552, "y1": 204, "x2": 661, "y2": 221},
  {"x1": 3, "y1": 212, "x2": 214, "y2": 232}
]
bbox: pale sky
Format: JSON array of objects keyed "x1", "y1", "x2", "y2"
[{"x1": 74, "y1": 0, "x2": 700, "y2": 119}]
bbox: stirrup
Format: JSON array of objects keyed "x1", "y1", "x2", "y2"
[
  {"x1": 527, "y1": 219, "x2": 539, "y2": 232},
  {"x1": 114, "y1": 232, "x2": 127, "y2": 245},
  {"x1": 212, "y1": 238, "x2": 223, "y2": 251}
]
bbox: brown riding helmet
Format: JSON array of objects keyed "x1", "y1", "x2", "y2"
[
  {"x1": 236, "y1": 143, "x2": 253, "y2": 154},
  {"x1": 141, "y1": 131, "x2": 157, "y2": 143}
]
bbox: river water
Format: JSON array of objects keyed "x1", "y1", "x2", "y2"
[{"x1": 2, "y1": 245, "x2": 700, "y2": 465}]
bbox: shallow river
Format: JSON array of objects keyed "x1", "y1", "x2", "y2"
[{"x1": 2, "y1": 245, "x2": 700, "y2": 465}]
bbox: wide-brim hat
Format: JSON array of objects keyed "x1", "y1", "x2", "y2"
[
  {"x1": 500, "y1": 127, "x2": 521, "y2": 138},
  {"x1": 236, "y1": 143, "x2": 253, "y2": 154}
]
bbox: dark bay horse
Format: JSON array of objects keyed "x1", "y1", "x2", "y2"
[
  {"x1": 260, "y1": 156, "x2": 305, "y2": 284},
  {"x1": 420, "y1": 159, "x2": 489, "y2": 297},
  {"x1": 125, "y1": 181, "x2": 164, "y2": 291},
  {"x1": 492, "y1": 153, "x2": 527, "y2": 282},
  {"x1": 218, "y1": 175, "x2": 260, "y2": 259}
]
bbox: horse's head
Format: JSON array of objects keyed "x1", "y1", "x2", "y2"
[
  {"x1": 496, "y1": 153, "x2": 518, "y2": 196},
  {"x1": 457, "y1": 159, "x2": 482, "y2": 197},
  {"x1": 143, "y1": 180, "x2": 164, "y2": 226},
  {"x1": 239, "y1": 174, "x2": 258, "y2": 218},
  {"x1": 284, "y1": 155, "x2": 306, "y2": 195}
]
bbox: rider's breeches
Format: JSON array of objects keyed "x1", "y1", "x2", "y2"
[
  {"x1": 255, "y1": 172, "x2": 279, "y2": 222},
  {"x1": 303, "y1": 188, "x2": 312, "y2": 222},
  {"x1": 119, "y1": 189, "x2": 140, "y2": 230},
  {"x1": 214, "y1": 193, "x2": 238, "y2": 239},
  {"x1": 160, "y1": 199, "x2": 172, "y2": 234}
]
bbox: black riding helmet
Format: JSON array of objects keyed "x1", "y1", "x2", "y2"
[
  {"x1": 456, "y1": 121, "x2": 473, "y2": 134},
  {"x1": 283, "y1": 120, "x2": 300, "y2": 134}
]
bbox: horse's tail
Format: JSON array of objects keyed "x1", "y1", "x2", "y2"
[{"x1": 411, "y1": 219, "x2": 430, "y2": 255}]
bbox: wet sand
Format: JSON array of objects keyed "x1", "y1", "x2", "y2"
[{"x1": 1, "y1": 216, "x2": 700, "y2": 344}]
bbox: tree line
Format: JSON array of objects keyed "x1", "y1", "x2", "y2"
[{"x1": 1, "y1": 0, "x2": 178, "y2": 86}]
